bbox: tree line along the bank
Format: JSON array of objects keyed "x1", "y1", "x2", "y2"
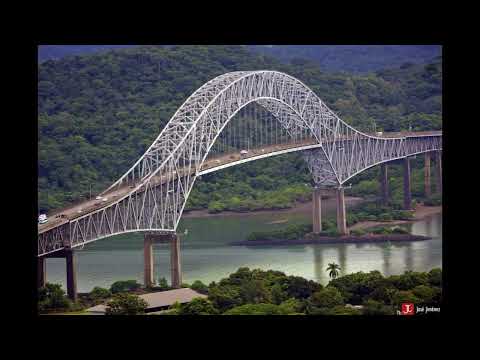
[{"x1": 38, "y1": 266, "x2": 442, "y2": 315}]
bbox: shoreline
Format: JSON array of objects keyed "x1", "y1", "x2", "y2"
[
  {"x1": 231, "y1": 234, "x2": 431, "y2": 246},
  {"x1": 348, "y1": 203, "x2": 442, "y2": 232}
]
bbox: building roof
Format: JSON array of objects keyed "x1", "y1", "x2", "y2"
[{"x1": 86, "y1": 288, "x2": 207, "y2": 314}]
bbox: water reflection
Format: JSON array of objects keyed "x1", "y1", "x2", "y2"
[
  {"x1": 313, "y1": 246, "x2": 324, "y2": 281},
  {"x1": 338, "y1": 245, "x2": 347, "y2": 276},
  {"x1": 382, "y1": 244, "x2": 392, "y2": 275}
]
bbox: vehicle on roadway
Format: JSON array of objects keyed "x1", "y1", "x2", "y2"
[
  {"x1": 96, "y1": 196, "x2": 102, "y2": 200},
  {"x1": 376, "y1": 131, "x2": 383, "y2": 136},
  {"x1": 240, "y1": 149, "x2": 249, "y2": 156},
  {"x1": 38, "y1": 214, "x2": 48, "y2": 224}
]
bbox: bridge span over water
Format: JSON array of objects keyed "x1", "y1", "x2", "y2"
[{"x1": 37, "y1": 71, "x2": 442, "y2": 299}]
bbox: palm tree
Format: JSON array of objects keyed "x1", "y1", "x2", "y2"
[{"x1": 326, "y1": 263, "x2": 341, "y2": 279}]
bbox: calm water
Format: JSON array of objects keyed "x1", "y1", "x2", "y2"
[{"x1": 45, "y1": 201, "x2": 442, "y2": 292}]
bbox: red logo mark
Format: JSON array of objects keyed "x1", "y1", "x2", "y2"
[{"x1": 401, "y1": 303, "x2": 415, "y2": 315}]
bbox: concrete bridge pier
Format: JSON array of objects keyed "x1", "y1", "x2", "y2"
[
  {"x1": 144, "y1": 235, "x2": 154, "y2": 288},
  {"x1": 143, "y1": 232, "x2": 182, "y2": 289},
  {"x1": 170, "y1": 234, "x2": 182, "y2": 288},
  {"x1": 312, "y1": 187, "x2": 322, "y2": 233},
  {"x1": 403, "y1": 157, "x2": 412, "y2": 210},
  {"x1": 38, "y1": 248, "x2": 77, "y2": 301},
  {"x1": 435, "y1": 150, "x2": 442, "y2": 194},
  {"x1": 336, "y1": 187, "x2": 348, "y2": 235},
  {"x1": 424, "y1": 152, "x2": 431, "y2": 198},
  {"x1": 380, "y1": 163, "x2": 389, "y2": 205},
  {"x1": 38, "y1": 257, "x2": 46, "y2": 289},
  {"x1": 65, "y1": 248, "x2": 77, "y2": 302}
]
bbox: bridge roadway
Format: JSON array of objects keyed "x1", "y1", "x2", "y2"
[{"x1": 38, "y1": 130, "x2": 440, "y2": 235}]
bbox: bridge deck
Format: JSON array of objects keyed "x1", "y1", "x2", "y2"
[{"x1": 38, "y1": 130, "x2": 441, "y2": 234}]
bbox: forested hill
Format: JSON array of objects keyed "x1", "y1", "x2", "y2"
[
  {"x1": 38, "y1": 45, "x2": 442, "y2": 212},
  {"x1": 249, "y1": 45, "x2": 441, "y2": 73},
  {"x1": 38, "y1": 45, "x2": 137, "y2": 62}
]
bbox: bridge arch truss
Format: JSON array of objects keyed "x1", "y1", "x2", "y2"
[{"x1": 39, "y1": 71, "x2": 441, "y2": 256}]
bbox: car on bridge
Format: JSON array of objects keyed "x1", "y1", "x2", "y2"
[{"x1": 38, "y1": 214, "x2": 48, "y2": 224}]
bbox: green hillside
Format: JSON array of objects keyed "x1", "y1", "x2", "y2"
[
  {"x1": 38, "y1": 45, "x2": 442, "y2": 213},
  {"x1": 249, "y1": 45, "x2": 441, "y2": 73}
]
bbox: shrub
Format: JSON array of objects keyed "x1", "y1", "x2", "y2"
[
  {"x1": 377, "y1": 213, "x2": 393, "y2": 221},
  {"x1": 190, "y1": 280, "x2": 209, "y2": 294},
  {"x1": 278, "y1": 298, "x2": 304, "y2": 314},
  {"x1": 393, "y1": 210, "x2": 414, "y2": 220},
  {"x1": 362, "y1": 299, "x2": 395, "y2": 315},
  {"x1": 325, "y1": 228, "x2": 340, "y2": 237},
  {"x1": 223, "y1": 303, "x2": 287, "y2": 315},
  {"x1": 388, "y1": 271, "x2": 429, "y2": 290},
  {"x1": 208, "y1": 201, "x2": 225, "y2": 214},
  {"x1": 208, "y1": 285, "x2": 242, "y2": 312},
  {"x1": 412, "y1": 285, "x2": 437, "y2": 304},
  {"x1": 371, "y1": 226, "x2": 392, "y2": 234},
  {"x1": 38, "y1": 283, "x2": 72, "y2": 312},
  {"x1": 391, "y1": 227, "x2": 409, "y2": 234},
  {"x1": 428, "y1": 268, "x2": 442, "y2": 287},
  {"x1": 391, "y1": 290, "x2": 421, "y2": 306},
  {"x1": 88, "y1": 287, "x2": 111, "y2": 301},
  {"x1": 105, "y1": 293, "x2": 148, "y2": 315},
  {"x1": 110, "y1": 280, "x2": 142, "y2": 294},
  {"x1": 309, "y1": 287, "x2": 344, "y2": 308},
  {"x1": 178, "y1": 298, "x2": 219, "y2": 315},
  {"x1": 351, "y1": 228, "x2": 367, "y2": 236},
  {"x1": 283, "y1": 275, "x2": 323, "y2": 300},
  {"x1": 157, "y1": 277, "x2": 170, "y2": 290},
  {"x1": 328, "y1": 271, "x2": 385, "y2": 305}
]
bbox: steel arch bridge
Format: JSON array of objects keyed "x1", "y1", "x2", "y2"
[{"x1": 38, "y1": 70, "x2": 442, "y2": 256}]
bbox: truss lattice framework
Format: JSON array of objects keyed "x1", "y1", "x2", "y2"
[{"x1": 38, "y1": 71, "x2": 442, "y2": 256}]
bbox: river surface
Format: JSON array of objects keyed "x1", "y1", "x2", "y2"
[{"x1": 45, "y1": 200, "x2": 442, "y2": 293}]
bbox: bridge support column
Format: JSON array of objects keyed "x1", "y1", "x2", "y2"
[
  {"x1": 171, "y1": 234, "x2": 182, "y2": 288},
  {"x1": 38, "y1": 257, "x2": 46, "y2": 289},
  {"x1": 336, "y1": 187, "x2": 348, "y2": 235},
  {"x1": 144, "y1": 235, "x2": 154, "y2": 288},
  {"x1": 424, "y1": 152, "x2": 431, "y2": 198},
  {"x1": 403, "y1": 157, "x2": 412, "y2": 210},
  {"x1": 65, "y1": 248, "x2": 77, "y2": 302},
  {"x1": 435, "y1": 150, "x2": 442, "y2": 194},
  {"x1": 380, "y1": 163, "x2": 389, "y2": 205},
  {"x1": 312, "y1": 187, "x2": 322, "y2": 233}
]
